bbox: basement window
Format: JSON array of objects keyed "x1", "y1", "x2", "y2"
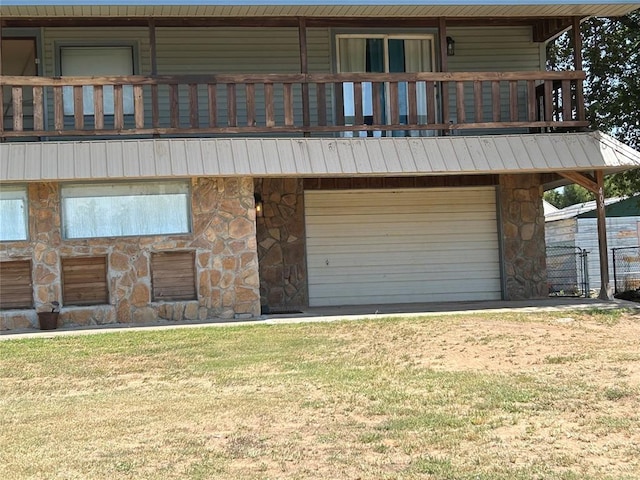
[
  {"x1": 0, "y1": 185, "x2": 28, "y2": 241},
  {"x1": 62, "y1": 256, "x2": 109, "y2": 306},
  {"x1": 151, "y1": 251, "x2": 197, "y2": 302},
  {"x1": 61, "y1": 181, "x2": 191, "y2": 239},
  {"x1": 0, "y1": 260, "x2": 33, "y2": 309}
]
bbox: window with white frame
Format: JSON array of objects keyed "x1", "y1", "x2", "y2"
[
  {"x1": 61, "y1": 181, "x2": 191, "y2": 239},
  {"x1": 0, "y1": 185, "x2": 28, "y2": 241},
  {"x1": 60, "y1": 46, "x2": 135, "y2": 116}
]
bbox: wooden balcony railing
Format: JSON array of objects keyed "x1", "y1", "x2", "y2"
[{"x1": 0, "y1": 71, "x2": 587, "y2": 139}]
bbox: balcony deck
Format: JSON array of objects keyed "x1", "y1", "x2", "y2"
[{"x1": 1, "y1": 71, "x2": 588, "y2": 140}]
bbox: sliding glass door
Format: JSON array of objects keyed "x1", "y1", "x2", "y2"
[{"x1": 337, "y1": 34, "x2": 435, "y2": 137}]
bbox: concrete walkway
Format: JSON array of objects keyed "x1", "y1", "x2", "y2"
[{"x1": 2, "y1": 297, "x2": 638, "y2": 340}]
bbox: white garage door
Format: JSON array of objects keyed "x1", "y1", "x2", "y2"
[{"x1": 305, "y1": 187, "x2": 502, "y2": 306}]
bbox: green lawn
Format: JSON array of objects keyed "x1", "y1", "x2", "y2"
[{"x1": 2, "y1": 310, "x2": 639, "y2": 479}]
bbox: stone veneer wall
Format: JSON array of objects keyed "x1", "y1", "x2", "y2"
[
  {"x1": 499, "y1": 174, "x2": 548, "y2": 300},
  {"x1": 255, "y1": 178, "x2": 308, "y2": 310},
  {"x1": 0, "y1": 177, "x2": 260, "y2": 330}
]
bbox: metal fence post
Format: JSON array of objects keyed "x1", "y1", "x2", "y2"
[{"x1": 612, "y1": 247, "x2": 618, "y2": 294}]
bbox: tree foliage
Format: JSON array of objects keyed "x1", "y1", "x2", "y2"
[
  {"x1": 546, "y1": 9, "x2": 640, "y2": 204},
  {"x1": 544, "y1": 184, "x2": 594, "y2": 209}
]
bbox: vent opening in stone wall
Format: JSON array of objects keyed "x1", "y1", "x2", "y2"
[
  {"x1": 151, "y1": 251, "x2": 197, "y2": 302},
  {"x1": 0, "y1": 260, "x2": 33, "y2": 309},
  {"x1": 62, "y1": 256, "x2": 109, "y2": 306}
]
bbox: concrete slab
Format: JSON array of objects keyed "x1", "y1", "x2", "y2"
[{"x1": 2, "y1": 297, "x2": 638, "y2": 341}]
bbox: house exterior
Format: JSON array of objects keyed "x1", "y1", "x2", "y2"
[
  {"x1": 1, "y1": 1, "x2": 640, "y2": 330},
  {"x1": 545, "y1": 196, "x2": 640, "y2": 291}
]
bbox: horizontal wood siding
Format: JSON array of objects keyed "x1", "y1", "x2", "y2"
[
  {"x1": 0, "y1": 260, "x2": 33, "y2": 309},
  {"x1": 447, "y1": 26, "x2": 541, "y2": 133},
  {"x1": 5, "y1": 25, "x2": 580, "y2": 137},
  {"x1": 545, "y1": 218, "x2": 577, "y2": 247},
  {"x1": 306, "y1": 187, "x2": 501, "y2": 306},
  {"x1": 151, "y1": 251, "x2": 197, "y2": 301},
  {"x1": 62, "y1": 256, "x2": 109, "y2": 305},
  {"x1": 155, "y1": 27, "x2": 331, "y2": 130},
  {"x1": 42, "y1": 27, "x2": 151, "y2": 131}
]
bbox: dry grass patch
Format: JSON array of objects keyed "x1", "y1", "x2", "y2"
[{"x1": 1, "y1": 309, "x2": 640, "y2": 479}]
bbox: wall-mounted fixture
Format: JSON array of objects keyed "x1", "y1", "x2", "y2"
[
  {"x1": 254, "y1": 193, "x2": 264, "y2": 217},
  {"x1": 446, "y1": 36, "x2": 455, "y2": 56}
]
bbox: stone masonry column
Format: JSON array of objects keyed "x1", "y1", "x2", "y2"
[
  {"x1": 255, "y1": 178, "x2": 308, "y2": 310},
  {"x1": 499, "y1": 174, "x2": 548, "y2": 300},
  {"x1": 30, "y1": 183, "x2": 63, "y2": 309}
]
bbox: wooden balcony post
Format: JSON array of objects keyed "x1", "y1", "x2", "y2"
[
  {"x1": 149, "y1": 19, "x2": 158, "y2": 76},
  {"x1": 438, "y1": 18, "x2": 450, "y2": 129},
  {"x1": 572, "y1": 17, "x2": 585, "y2": 122},
  {"x1": 298, "y1": 17, "x2": 311, "y2": 134},
  {"x1": 12, "y1": 87, "x2": 23, "y2": 132}
]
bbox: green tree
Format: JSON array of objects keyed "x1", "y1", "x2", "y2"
[
  {"x1": 544, "y1": 184, "x2": 594, "y2": 208},
  {"x1": 547, "y1": 10, "x2": 640, "y2": 198}
]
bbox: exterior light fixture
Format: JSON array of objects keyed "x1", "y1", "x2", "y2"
[
  {"x1": 446, "y1": 36, "x2": 455, "y2": 56},
  {"x1": 254, "y1": 193, "x2": 264, "y2": 217}
]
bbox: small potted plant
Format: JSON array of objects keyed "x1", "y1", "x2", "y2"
[{"x1": 37, "y1": 301, "x2": 60, "y2": 330}]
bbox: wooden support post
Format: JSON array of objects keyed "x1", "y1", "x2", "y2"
[
  {"x1": 572, "y1": 17, "x2": 585, "y2": 122},
  {"x1": 595, "y1": 170, "x2": 611, "y2": 299},
  {"x1": 149, "y1": 19, "x2": 159, "y2": 137},
  {"x1": 298, "y1": 17, "x2": 310, "y2": 136},
  {"x1": 438, "y1": 18, "x2": 450, "y2": 132},
  {"x1": 149, "y1": 19, "x2": 158, "y2": 76},
  {"x1": 0, "y1": 25, "x2": 3, "y2": 76},
  {"x1": 559, "y1": 170, "x2": 611, "y2": 299},
  {"x1": 438, "y1": 17, "x2": 448, "y2": 73}
]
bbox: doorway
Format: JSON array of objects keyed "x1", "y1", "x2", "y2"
[
  {"x1": 2, "y1": 37, "x2": 38, "y2": 130},
  {"x1": 336, "y1": 34, "x2": 436, "y2": 137}
]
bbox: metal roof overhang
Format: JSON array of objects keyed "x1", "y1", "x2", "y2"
[
  {"x1": 1, "y1": 131, "x2": 638, "y2": 183},
  {"x1": 1, "y1": 1, "x2": 639, "y2": 18}
]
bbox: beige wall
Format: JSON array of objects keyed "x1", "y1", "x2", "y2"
[{"x1": 0, "y1": 177, "x2": 260, "y2": 330}]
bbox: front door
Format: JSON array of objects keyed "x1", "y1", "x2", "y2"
[{"x1": 2, "y1": 37, "x2": 38, "y2": 130}]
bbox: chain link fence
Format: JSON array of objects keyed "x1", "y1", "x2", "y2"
[
  {"x1": 547, "y1": 246, "x2": 589, "y2": 297},
  {"x1": 612, "y1": 246, "x2": 640, "y2": 294}
]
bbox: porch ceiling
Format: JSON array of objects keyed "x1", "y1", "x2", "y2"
[
  {"x1": 1, "y1": 132, "x2": 638, "y2": 183},
  {"x1": 1, "y1": 2, "x2": 639, "y2": 19}
]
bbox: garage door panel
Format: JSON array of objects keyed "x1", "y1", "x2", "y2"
[
  {"x1": 309, "y1": 268, "x2": 501, "y2": 283},
  {"x1": 306, "y1": 220, "x2": 498, "y2": 238},
  {"x1": 307, "y1": 241, "x2": 498, "y2": 255},
  {"x1": 312, "y1": 290, "x2": 502, "y2": 307},
  {"x1": 306, "y1": 187, "x2": 501, "y2": 306},
  {"x1": 310, "y1": 277, "x2": 501, "y2": 295},
  {"x1": 306, "y1": 203, "x2": 497, "y2": 216},
  {"x1": 307, "y1": 233, "x2": 499, "y2": 249},
  {"x1": 306, "y1": 190, "x2": 495, "y2": 208},
  {"x1": 307, "y1": 249, "x2": 499, "y2": 268},
  {"x1": 306, "y1": 211, "x2": 496, "y2": 226}
]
